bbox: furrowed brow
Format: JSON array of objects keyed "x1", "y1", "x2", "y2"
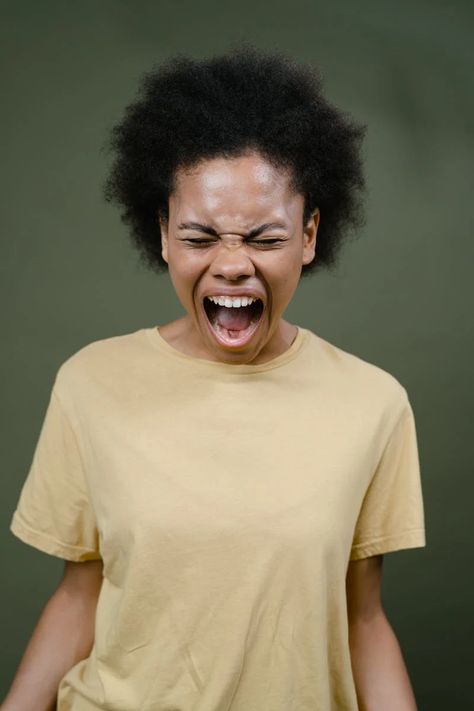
[
  {"x1": 178, "y1": 222, "x2": 218, "y2": 236},
  {"x1": 177, "y1": 222, "x2": 287, "y2": 237}
]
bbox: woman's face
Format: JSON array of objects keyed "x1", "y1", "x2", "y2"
[{"x1": 160, "y1": 151, "x2": 319, "y2": 364}]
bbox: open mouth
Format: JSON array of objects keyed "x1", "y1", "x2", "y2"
[{"x1": 203, "y1": 297, "x2": 265, "y2": 346}]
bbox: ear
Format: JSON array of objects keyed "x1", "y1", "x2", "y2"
[
  {"x1": 159, "y1": 213, "x2": 169, "y2": 264},
  {"x1": 302, "y1": 208, "x2": 320, "y2": 265}
]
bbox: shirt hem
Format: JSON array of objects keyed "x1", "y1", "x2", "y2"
[
  {"x1": 10, "y1": 511, "x2": 101, "y2": 562},
  {"x1": 349, "y1": 528, "x2": 426, "y2": 560}
]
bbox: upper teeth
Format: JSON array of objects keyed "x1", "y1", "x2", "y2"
[{"x1": 207, "y1": 295, "x2": 259, "y2": 308}]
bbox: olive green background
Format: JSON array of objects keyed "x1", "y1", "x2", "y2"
[{"x1": 1, "y1": 1, "x2": 472, "y2": 707}]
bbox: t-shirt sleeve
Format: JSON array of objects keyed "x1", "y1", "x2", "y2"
[
  {"x1": 349, "y1": 395, "x2": 426, "y2": 561},
  {"x1": 9, "y1": 385, "x2": 101, "y2": 562}
]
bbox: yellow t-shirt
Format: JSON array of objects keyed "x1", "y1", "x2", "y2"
[{"x1": 10, "y1": 325, "x2": 426, "y2": 710}]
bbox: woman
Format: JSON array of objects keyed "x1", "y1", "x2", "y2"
[{"x1": 5, "y1": 46, "x2": 426, "y2": 710}]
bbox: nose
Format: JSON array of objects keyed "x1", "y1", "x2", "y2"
[{"x1": 209, "y1": 240, "x2": 256, "y2": 280}]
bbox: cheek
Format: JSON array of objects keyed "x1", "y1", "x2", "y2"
[
  {"x1": 268, "y1": 255, "x2": 302, "y2": 291},
  {"x1": 269, "y1": 272, "x2": 303, "y2": 312},
  {"x1": 168, "y1": 255, "x2": 205, "y2": 300}
]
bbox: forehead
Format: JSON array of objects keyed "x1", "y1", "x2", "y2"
[{"x1": 170, "y1": 152, "x2": 303, "y2": 228}]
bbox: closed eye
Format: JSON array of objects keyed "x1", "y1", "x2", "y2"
[
  {"x1": 252, "y1": 239, "x2": 284, "y2": 245},
  {"x1": 184, "y1": 239, "x2": 215, "y2": 245}
]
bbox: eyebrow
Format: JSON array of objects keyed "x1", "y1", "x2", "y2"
[{"x1": 177, "y1": 222, "x2": 288, "y2": 238}]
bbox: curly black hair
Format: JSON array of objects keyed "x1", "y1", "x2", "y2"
[{"x1": 103, "y1": 44, "x2": 367, "y2": 277}]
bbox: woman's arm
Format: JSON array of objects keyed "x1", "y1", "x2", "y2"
[
  {"x1": 346, "y1": 555, "x2": 419, "y2": 711},
  {"x1": 1, "y1": 559, "x2": 103, "y2": 711}
]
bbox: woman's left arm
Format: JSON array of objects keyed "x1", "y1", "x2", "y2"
[{"x1": 346, "y1": 555, "x2": 419, "y2": 711}]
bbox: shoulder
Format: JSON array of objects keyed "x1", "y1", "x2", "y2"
[
  {"x1": 53, "y1": 327, "x2": 149, "y2": 402},
  {"x1": 303, "y1": 328, "x2": 410, "y2": 420}
]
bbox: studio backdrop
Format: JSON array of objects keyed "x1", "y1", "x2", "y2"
[{"x1": 1, "y1": 2, "x2": 473, "y2": 709}]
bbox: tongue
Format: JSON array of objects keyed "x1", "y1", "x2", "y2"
[{"x1": 216, "y1": 305, "x2": 253, "y2": 331}]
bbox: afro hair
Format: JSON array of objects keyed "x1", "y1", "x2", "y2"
[{"x1": 103, "y1": 44, "x2": 367, "y2": 277}]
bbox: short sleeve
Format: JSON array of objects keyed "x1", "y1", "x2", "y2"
[
  {"x1": 10, "y1": 386, "x2": 101, "y2": 562},
  {"x1": 349, "y1": 396, "x2": 426, "y2": 560}
]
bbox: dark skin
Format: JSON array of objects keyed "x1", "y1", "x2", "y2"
[
  {"x1": 158, "y1": 150, "x2": 319, "y2": 365},
  {"x1": 1, "y1": 151, "x2": 417, "y2": 711},
  {"x1": 156, "y1": 150, "x2": 418, "y2": 708}
]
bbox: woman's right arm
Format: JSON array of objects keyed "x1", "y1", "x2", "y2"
[{"x1": 1, "y1": 559, "x2": 103, "y2": 711}]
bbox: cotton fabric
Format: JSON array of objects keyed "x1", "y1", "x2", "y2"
[{"x1": 10, "y1": 325, "x2": 426, "y2": 710}]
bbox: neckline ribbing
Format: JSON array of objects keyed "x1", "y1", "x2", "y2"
[{"x1": 144, "y1": 324, "x2": 309, "y2": 374}]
